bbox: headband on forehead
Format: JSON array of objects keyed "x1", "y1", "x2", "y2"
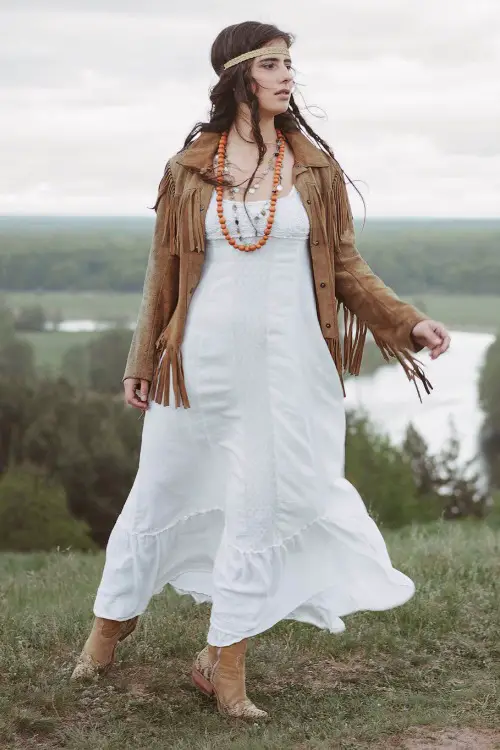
[{"x1": 223, "y1": 45, "x2": 291, "y2": 70}]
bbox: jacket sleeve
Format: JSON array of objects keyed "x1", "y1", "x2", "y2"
[
  {"x1": 332, "y1": 169, "x2": 428, "y2": 354},
  {"x1": 123, "y1": 162, "x2": 180, "y2": 382}
]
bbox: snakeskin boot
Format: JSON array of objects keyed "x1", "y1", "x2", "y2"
[
  {"x1": 191, "y1": 638, "x2": 269, "y2": 720},
  {"x1": 70, "y1": 616, "x2": 139, "y2": 681}
]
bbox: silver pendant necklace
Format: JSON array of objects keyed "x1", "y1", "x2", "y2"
[{"x1": 214, "y1": 135, "x2": 283, "y2": 243}]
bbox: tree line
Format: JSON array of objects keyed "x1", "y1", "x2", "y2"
[{"x1": 1, "y1": 217, "x2": 499, "y2": 294}]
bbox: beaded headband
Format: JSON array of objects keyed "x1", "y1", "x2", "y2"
[{"x1": 223, "y1": 45, "x2": 291, "y2": 70}]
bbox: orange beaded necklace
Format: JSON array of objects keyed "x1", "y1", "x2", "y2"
[{"x1": 215, "y1": 129, "x2": 286, "y2": 252}]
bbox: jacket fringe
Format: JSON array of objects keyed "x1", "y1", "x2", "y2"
[
  {"x1": 172, "y1": 186, "x2": 206, "y2": 257},
  {"x1": 157, "y1": 163, "x2": 180, "y2": 256},
  {"x1": 329, "y1": 168, "x2": 352, "y2": 248},
  {"x1": 150, "y1": 335, "x2": 191, "y2": 408},
  {"x1": 326, "y1": 336, "x2": 346, "y2": 397},
  {"x1": 339, "y1": 303, "x2": 433, "y2": 403},
  {"x1": 326, "y1": 168, "x2": 432, "y2": 402}
]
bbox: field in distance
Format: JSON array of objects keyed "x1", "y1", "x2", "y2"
[{"x1": 3, "y1": 290, "x2": 500, "y2": 333}]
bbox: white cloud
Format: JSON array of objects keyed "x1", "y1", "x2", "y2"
[{"x1": 1, "y1": 0, "x2": 499, "y2": 216}]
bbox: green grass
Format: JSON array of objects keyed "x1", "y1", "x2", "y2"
[
  {"x1": 3, "y1": 291, "x2": 500, "y2": 333},
  {"x1": 19, "y1": 331, "x2": 102, "y2": 373},
  {"x1": 0, "y1": 519, "x2": 499, "y2": 749},
  {"x1": 2, "y1": 291, "x2": 141, "y2": 324}
]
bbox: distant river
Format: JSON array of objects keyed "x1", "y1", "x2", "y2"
[
  {"x1": 50, "y1": 322, "x2": 494, "y2": 470},
  {"x1": 46, "y1": 320, "x2": 134, "y2": 333},
  {"x1": 344, "y1": 330, "x2": 495, "y2": 471}
]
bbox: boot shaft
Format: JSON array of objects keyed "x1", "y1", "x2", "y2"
[{"x1": 211, "y1": 639, "x2": 248, "y2": 705}]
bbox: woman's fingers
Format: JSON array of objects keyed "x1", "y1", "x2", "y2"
[
  {"x1": 429, "y1": 326, "x2": 451, "y2": 359},
  {"x1": 123, "y1": 378, "x2": 149, "y2": 410},
  {"x1": 139, "y1": 379, "x2": 150, "y2": 404}
]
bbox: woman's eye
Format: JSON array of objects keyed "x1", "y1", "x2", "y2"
[{"x1": 263, "y1": 63, "x2": 292, "y2": 70}]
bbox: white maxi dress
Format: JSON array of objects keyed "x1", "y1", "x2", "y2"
[{"x1": 93, "y1": 185, "x2": 415, "y2": 646}]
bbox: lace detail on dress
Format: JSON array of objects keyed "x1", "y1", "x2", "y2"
[{"x1": 205, "y1": 186, "x2": 310, "y2": 241}]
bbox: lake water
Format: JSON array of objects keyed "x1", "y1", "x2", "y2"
[
  {"x1": 49, "y1": 321, "x2": 494, "y2": 472},
  {"x1": 344, "y1": 330, "x2": 495, "y2": 473}
]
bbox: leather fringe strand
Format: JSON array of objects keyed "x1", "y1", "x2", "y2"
[
  {"x1": 190, "y1": 187, "x2": 206, "y2": 254},
  {"x1": 326, "y1": 167, "x2": 353, "y2": 248},
  {"x1": 326, "y1": 336, "x2": 346, "y2": 397},
  {"x1": 158, "y1": 163, "x2": 180, "y2": 256},
  {"x1": 150, "y1": 338, "x2": 191, "y2": 408}
]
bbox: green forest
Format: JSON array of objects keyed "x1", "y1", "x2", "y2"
[{"x1": 1, "y1": 215, "x2": 499, "y2": 294}]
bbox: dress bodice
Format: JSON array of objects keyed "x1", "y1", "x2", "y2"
[{"x1": 204, "y1": 186, "x2": 310, "y2": 245}]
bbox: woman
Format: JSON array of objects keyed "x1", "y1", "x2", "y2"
[{"x1": 71, "y1": 22, "x2": 450, "y2": 720}]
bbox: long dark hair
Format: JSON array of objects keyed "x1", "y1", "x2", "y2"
[{"x1": 176, "y1": 22, "x2": 365, "y2": 224}]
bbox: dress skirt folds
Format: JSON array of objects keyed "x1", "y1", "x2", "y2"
[{"x1": 93, "y1": 185, "x2": 415, "y2": 646}]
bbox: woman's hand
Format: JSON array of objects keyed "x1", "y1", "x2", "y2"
[
  {"x1": 124, "y1": 378, "x2": 150, "y2": 411},
  {"x1": 411, "y1": 320, "x2": 451, "y2": 360}
]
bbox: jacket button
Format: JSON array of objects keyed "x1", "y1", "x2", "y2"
[
  {"x1": 189, "y1": 287, "x2": 194, "y2": 294},
  {"x1": 320, "y1": 282, "x2": 326, "y2": 288},
  {"x1": 306, "y1": 199, "x2": 311, "y2": 204},
  {"x1": 313, "y1": 240, "x2": 319, "y2": 245},
  {"x1": 200, "y1": 206, "x2": 205, "y2": 211},
  {"x1": 325, "y1": 323, "x2": 331, "y2": 328}
]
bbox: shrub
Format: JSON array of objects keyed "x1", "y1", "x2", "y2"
[
  {"x1": 0, "y1": 467, "x2": 96, "y2": 552},
  {"x1": 14, "y1": 304, "x2": 47, "y2": 332},
  {"x1": 345, "y1": 410, "x2": 429, "y2": 528}
]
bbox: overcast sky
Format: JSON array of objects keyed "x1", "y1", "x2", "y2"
[{"x1": 2, "y1": 1, "x2": 499, "y2": 217}]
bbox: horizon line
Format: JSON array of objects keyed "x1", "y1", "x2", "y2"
[{"x1": 0, "y1": 214, "x2": 499, "y2": 221}]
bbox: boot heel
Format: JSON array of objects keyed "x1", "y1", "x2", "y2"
[{"x1": 192, "y1": 667, "x2": 214, "y2": 696}]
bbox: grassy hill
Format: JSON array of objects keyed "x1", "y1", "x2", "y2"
[{"x1": 1, "y1": 518, "x2": 499, "y2": 749}]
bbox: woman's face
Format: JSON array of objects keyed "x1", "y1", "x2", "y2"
[{"x1": 249, "y1": 39, "x2": 294, "y2": 116}]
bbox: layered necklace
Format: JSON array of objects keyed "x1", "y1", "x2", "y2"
[{"x1": 215, "y1": 130, "x2": 285, "y2": 252}]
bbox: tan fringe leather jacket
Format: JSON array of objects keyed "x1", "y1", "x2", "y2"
[{"x1": 124, "y1": 129, "x2": 432, "y2": 408}]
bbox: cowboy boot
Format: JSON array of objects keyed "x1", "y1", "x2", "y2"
[
  {"x1": 191, "y1": 638, "x2": 269, "y2": 720},
  {"x1": 70, "y1": 615, "x2": 139, "y2": 681}
]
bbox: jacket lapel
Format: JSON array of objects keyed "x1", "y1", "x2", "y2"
[{"x1": 176, "y1": 132, "x2": 220, "y2": 170}]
